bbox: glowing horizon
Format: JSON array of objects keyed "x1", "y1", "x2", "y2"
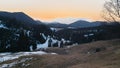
[{"x1": 0, "y1": 0, "x2": 106, "y2": 23}]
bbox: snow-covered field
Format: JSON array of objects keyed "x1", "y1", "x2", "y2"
[{"x1": 0, "y1": 51, "x2": 56, "y2": 63}]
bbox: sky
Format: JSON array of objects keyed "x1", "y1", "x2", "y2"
[{"x1": 0, "y1": 0, "x2": 106, "y2": 23}]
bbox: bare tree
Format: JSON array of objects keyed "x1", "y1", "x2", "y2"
[{"x1": 102, "y1": 0, "x2": 120, "y2": 22}]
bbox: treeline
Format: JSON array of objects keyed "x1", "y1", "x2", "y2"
[
  {"x1": 0, "y1": 17, "x2": 51, "y2": 52},
  {"x1": 54, "y1": 23, "x2": 120, "y2": 45}
]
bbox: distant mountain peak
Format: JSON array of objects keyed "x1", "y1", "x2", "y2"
[
  {"x1": 74, "y1": 20, "x2": 90, "y2": 23},
  {"x1": 0, "y1": 11, "x2": 40, "y2": 26},
  {"x1": 68, "y1": 20, "x2": 102, "y2": 28},
  {"x1": 45, "y1": 18, "x2": 91, "y2": 24}
]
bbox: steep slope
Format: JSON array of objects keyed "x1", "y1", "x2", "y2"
[
  {"x1": 0, "y1": 11, "x2": 52, "y2": 52},
  {"x1": 0, "y1": 11, "x2": 52, "y2": 33},
  {"x1": 0, "y1": 11, "x2": 38, "y2": 26}
]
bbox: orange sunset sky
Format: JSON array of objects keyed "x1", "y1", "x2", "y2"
[{"x1": 0, "y1": 0, "x2": 107, "y2": 23}]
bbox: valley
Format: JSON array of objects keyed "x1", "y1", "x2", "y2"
[{"x1": 0, "y1": 11, "x2": 120, "y2": 68}]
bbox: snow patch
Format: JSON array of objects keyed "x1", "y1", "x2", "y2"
[
  {"x1": 50, "y1": 28, "x2": 61, "y2": 32},
  {"x1": 50, "y1": 28, "x2": 56, "y2": 31},
  {"x1": 51, "y1": 38, "x2": 58, "y2": 46},
  {"x1": 84, "y1": 33, "x2": 94, "y2": 37},
  {"x1": 51, "y1": 53, "x2": 57, "y2": 55},
  {"x1": 30, "y1": 46, "x2": 33, "y2": 51},
  {"x1": 36, "y1": 36, "x2": 71, "y2": 49},
  {"x1": 0, "y1": 24, "x2": 7, "y2": 29},
  {"x1": 89, "y1": 33, "x2": 94, "y2": 36},
  {"x1": 37, "y1": 38, "x2": 49, "y2": 49},
  {"x1": 67, "y1": 27, "x2": 77, "y2": 29},
  {"x1": 27, "y1": 30, "x2": 30, "y2": 37},
  {"x1": 42, "y1": 33, "x2": 47, "y2": 40},
  {"x1": 40, "y1": 33, "x2": 47, "y2": 40},
  {"x1": 0, "y1": 51, "x2": 47, "y2": 63},
  {"x1": 0, "y1": 58, "x2": 33, "y2": 68},
  {"x1": 6, "y1": 44, "x2": 10, "y2": 49},
  {"x1": 84, "y1": 34, "x2": 88, "y2": 37}
]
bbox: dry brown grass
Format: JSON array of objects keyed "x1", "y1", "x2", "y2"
[{"x1": 1, "y1": 39, "x2": 120, "y2": 68}]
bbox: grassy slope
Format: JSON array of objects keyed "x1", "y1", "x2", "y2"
[{"x1": 1, "y1": 39, "x2": 120, "y2": 68}]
